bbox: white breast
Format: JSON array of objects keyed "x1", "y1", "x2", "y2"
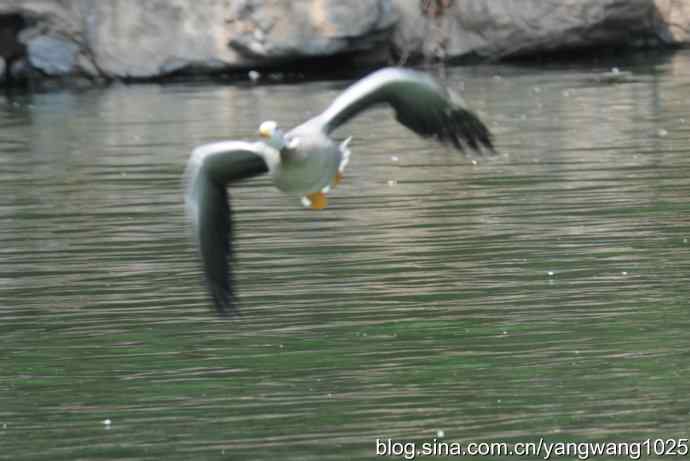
[{"x1": 273, "y1": 140, "x2": 342, "y2": 195}]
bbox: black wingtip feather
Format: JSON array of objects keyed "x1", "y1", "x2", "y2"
[
  {"x1": 208, "y1": 282, "x2": 235, "y2": 317},
  {"x1": 198, "y1": 183, "x2": 240, "y2": 317},
  {"x1": 447, "y1": 107, "x2": 494, "y2": 153},
  {"x1": 394, "y1": 102, "x2": 494, "y2": 155}
]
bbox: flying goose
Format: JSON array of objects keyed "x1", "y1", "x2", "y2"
[{"x1": 185, "y1": 67, "x2": 494, "y2": 314}]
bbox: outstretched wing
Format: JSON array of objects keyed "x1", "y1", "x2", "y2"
[
  {"x1": 185, "y1": 141, "x2": 271, "y2": 314},
  {"x1": 316, "y1": 67, "x2": 493, "y2": 152}
]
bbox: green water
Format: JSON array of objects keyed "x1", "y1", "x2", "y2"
[{"x1": 1, "y1": 51, "x2": 689, "y2": 460}]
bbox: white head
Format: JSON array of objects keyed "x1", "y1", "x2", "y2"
[{"x1": 258, "y1": 120, "x2": 286, "y2": 150}]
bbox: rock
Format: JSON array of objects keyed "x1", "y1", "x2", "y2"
[
  {"x1": 229, "y1": 0, "x2": 396, "y2": 60},
  {"x1": 655, "y1": 0, "x2": 690, "y2": 44},
  {"x1": 1, "y1": 1, "x2": 95, "y2": 81},
  {"x1": 27, "y1": 35, "x2": 79, "y2": 75},
  {"x1": 392, "y1": 0, "x2": 665, "y2": 62},
  {"x1": 82, "y1": 0, "x2": 240, "y2": 79},
  {"x1": 0, "y1": 2, "x2": 83, "y2": 43},
  {"x1": 0, "y1": 0, "x2": 689, "y2": 85},
  {"x1": 80, "y1": 0, "x2": 396, "y2": 79}
]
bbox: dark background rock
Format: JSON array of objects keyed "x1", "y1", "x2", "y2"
[{"x1": 0, "y1": 13, "x2": 26, "y2": 82}]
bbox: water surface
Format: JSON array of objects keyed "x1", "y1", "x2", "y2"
[{"x1": 1, "y1": 52, "x2": 689, "y2": 460}]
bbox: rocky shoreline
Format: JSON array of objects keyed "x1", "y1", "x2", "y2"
[{"x1": 1, "y1": 0, "x2": 689, "y2": 87}]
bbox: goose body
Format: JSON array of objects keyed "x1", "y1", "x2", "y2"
[{"x1": 185, "y1": 67, "x2": 494, "y2": 313}]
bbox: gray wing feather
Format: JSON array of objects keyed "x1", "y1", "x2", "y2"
[
  {"x1": 185, "y1": 141, "x2": 270, "y2": 314},
  {"x1": 317, "y1": 67, "x2": 493, "y2": 152}
]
